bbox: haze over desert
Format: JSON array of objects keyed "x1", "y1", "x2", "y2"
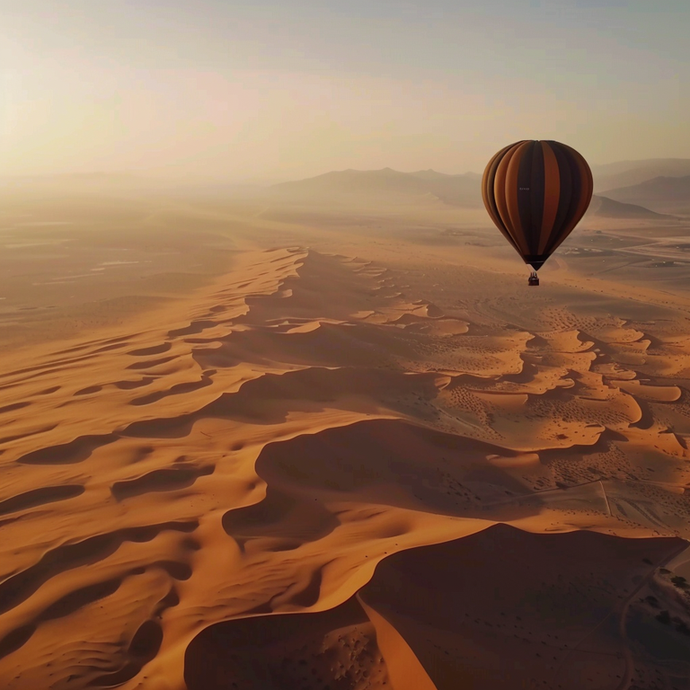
[{"x1": 2, "y1": 1, "x2": 690, "y2": 689}]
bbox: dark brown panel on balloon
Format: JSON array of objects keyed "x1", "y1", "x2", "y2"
[
  {"x1": 516, "y1": 141, "x2": 536, "y2": 252},
  {"x1": 528, "y1": 142, "x2": 545, "y2": 254},
  {"x1": 504, "y1": 141, "x2": 531, "y2": 254}
]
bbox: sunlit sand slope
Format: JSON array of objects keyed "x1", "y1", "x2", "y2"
[{"x1": 0, "y1": 246, "x2": 688, "y2": 689}]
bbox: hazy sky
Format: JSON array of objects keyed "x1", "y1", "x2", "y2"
[{"x1": 1, "y1": 0, "x2": 688, "y2": 182}]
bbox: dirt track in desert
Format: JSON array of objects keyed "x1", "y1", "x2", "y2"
[{"x1": 1, "y1": 194, "x2": 690, "y2": 689}]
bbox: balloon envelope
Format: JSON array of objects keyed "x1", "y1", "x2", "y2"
[{"x1": 482, "y1": 140, "x2": 593, "y2": 270}]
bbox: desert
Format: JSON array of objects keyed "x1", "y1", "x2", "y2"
[{"x1": 0, "y1": 161, "x2": 689, "y2": 689}]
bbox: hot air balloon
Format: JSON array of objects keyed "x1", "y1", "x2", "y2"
[{"x1": 482, "y1": 140, "x2": 593, "y2": 286}]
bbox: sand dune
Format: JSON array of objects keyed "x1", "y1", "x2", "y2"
[
  {"x1": 0, "y1": 228, "x2": 689, "y2": 689},
  {"x1": 186, "y1": 524, "x2": 687, "y2": 690}
]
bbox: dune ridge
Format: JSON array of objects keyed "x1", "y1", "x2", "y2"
[{"x1": 0, "y1": 245, "x2": 688, "y2": 688}]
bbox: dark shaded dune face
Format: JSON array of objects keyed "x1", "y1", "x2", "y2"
[
  {"x1": 193, "y1": 321, "x2": 402, "y2": 369},
  {"x1": 254, "y1": 418, "x2": 539, "y2": 515},
  {"x1": 222, "y1": 485, "x2": 340, "y2": 553},
  {"x1": 111, "y1": 464, "x2": 214, "y2": 499},
  {"x1": 235, "y1": 251, "x2": 379, "y2": 324},
  {"x1": 358, "y1": 524, "x2": 689, "y2": 690},
  {"x1": 36, "y1": 578, "x2": 123, "y2": 625},
  {"x1": 16, "y1": 433, "x2": 118, "y2": 465},
  {"x1": 73, "y1": 384, "x2": 102, "y2": 396},
  {"x1": 168, "y1": 320, "x2": 217, "y2": 338},
  {"x1": 0, "y1": 626, "x2": 36, "y2": 663},
  {"x1": 129, "y1": 370, "x2": 215, "y2": 406},
  {"x1": 128, "y1": 619, "x2": 164, "y2": 659},
  {"x1": 0, "y1": 402, "x2": 31, "y2": 415},
  {"x1": 202, "y1": 367, "x2": 439, "y2": 417},
  {"x1": 114, "y1": 376, "x2": 155, "y2": 390},
  {"x1": 122, "y1": 367, "x2": 443, "y2": 437},
  {"x1": 184, "y1": 595, "x2": 390, "y2": 690},
  {"x1": 126, "y1": 342, "x2": 172, "y2": 357},
  {"x1": 126, "y1": 354, "x2": 178, "y2": 370},
  {"x1": 0, "y1": 485, "x2": 84, "y2": 516}
]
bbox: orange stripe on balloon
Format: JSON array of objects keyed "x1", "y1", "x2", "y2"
[
  {"x1": 493, "y1": 144, "x2": 523, "y2": 252},
  {"x1": 538, "y1": 141, "x2": 560, "y2": 254},
  {"x1": 481, "y1": 145, "x2": 511, "y2": 235},
  {"x1": 504, "y1": 141, "x2": 532, "y2": 255},
  {"x1": 482, "y1": 145, "x2": 523, "y2": 252}
]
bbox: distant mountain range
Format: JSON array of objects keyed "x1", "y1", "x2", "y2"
[
  {"x1": 269, "y1": 167, "x2": 683, "y2": 218},
  {"x1": 587, "y1": 194, "x2": 673, "y2": 219},
  {"x1": 591, "y1": 159, "x2": 690, "y2": 192},
  {"x1": 601, "y1": 175, "x2": 690, "y2": 214},
  {"x1": 269, "y1": 168, "x2": 483, "y2": 207},
  {"x1": 4, "y1": 157, "x2": 688, "y2": 216}
]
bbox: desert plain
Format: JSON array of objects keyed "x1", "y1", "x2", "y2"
[{"x1": 0, "y1": 169, "x2": 689, "y2": 690}]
